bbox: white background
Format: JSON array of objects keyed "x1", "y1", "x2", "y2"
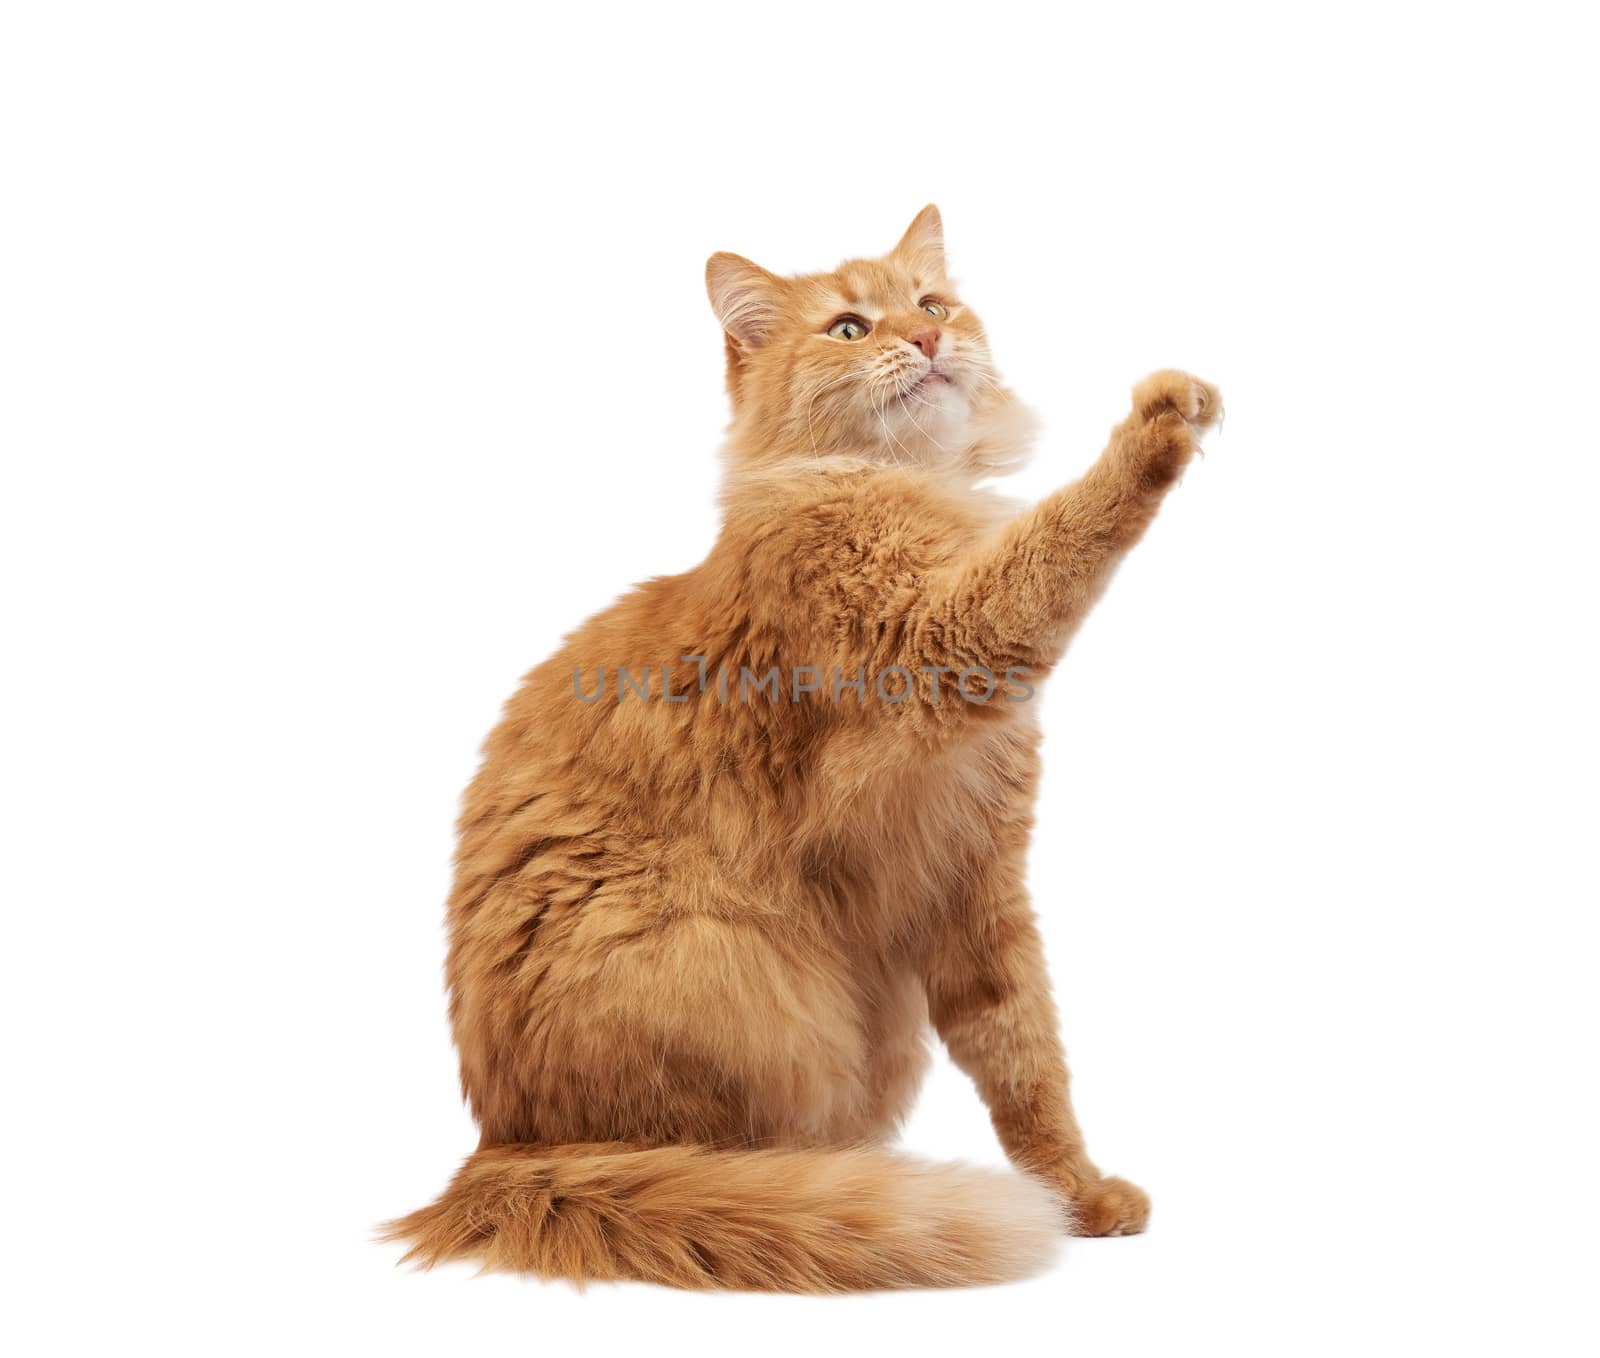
[{"x1": 3, "y1": 3, "x2": 1596, "y2": 1354}]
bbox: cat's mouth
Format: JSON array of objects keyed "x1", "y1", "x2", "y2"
[{"x1": 904, "y1": 367, "x2": 955, "y2": 397}]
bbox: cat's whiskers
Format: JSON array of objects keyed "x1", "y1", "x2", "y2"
[
  {"x1": 800, "y1": 369, "x2": 860, "y2": 463},
  {"x1": 868, "y1": 377, "x2": 913, "y2": 466},
  {"x1": 895, "y1": 389, "x2": 948, "y2": 458}
]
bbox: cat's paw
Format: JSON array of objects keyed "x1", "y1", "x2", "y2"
[
  {"x1": 1124, "y1": 370, "x2": 1221, "y2": 486},
  {"x1": 1065, "y1": 1174, "x2": 1151, "y2": 1237},
  {"x1": 1132, "y1": 369, "x2": 1222, "y2": 431}
]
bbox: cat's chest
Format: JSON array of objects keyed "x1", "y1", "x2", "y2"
[
  {"x1": 839, "y1": 481, "x2": 1015, "y2": 589},
  {"x1": 806, "y1": 706, "x2": 1043, "y2": 928}
]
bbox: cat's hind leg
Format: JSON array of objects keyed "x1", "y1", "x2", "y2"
[{"x1": 476, "y1": 899, "x2": 871, "y2": 1149}]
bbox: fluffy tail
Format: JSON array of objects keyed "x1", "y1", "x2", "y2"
[{"x1": 382, "y1": 1142, "x2": 1062, "y2": 1292}]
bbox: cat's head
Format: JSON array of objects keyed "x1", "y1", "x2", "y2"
[{"x1": 706, "y1": 206, "x2": 1034, "y2": 479}]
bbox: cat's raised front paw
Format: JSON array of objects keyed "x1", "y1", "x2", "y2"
[
  {"x1": 1121, "y1": 370, "x2": 1221, "y2": 486},
  {"x1": 1132, "y1": 369, "x2": 1222, "y2": 430}
]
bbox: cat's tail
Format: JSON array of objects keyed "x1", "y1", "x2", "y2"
[{"x1": 381, "y1": 1142, "x2": 1062, "y2": 1292}]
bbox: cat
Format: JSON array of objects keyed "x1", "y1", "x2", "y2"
[{"x1": 384, "y1": 206, "x2": 1220, "y2": 1291}]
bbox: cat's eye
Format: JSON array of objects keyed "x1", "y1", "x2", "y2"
[
  {"x1": 826, "y1": 316, "x2": 871, "y2": 341},
  {"x1": 919, "y1": 298, "x2": 949, "y2": 321}
]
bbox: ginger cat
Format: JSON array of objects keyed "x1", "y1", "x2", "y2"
[{"x1": 386, "y1": 206, "x2": 1220, "y2": 1290}]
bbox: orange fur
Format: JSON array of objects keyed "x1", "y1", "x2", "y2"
[{"x1": 385, "y1": 206, "x2": 1220, "y2": 1290}]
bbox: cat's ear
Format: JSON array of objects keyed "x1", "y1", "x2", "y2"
[
  {"x1": 892, "y1": 204, "x2": 945, "y2": 280},
  {"x1": 706, "y1": 253, "x2": 786, "y2": 349}
]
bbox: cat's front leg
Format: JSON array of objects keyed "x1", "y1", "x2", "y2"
[
  {"x1": 924, "y1": 859, "x2": 1151, "y2": 1237},
  {"x1": 909, "y1": 370, "x2": 1220, "y2": 677},
  {"x1": 1021, "y1": 368, "x2": 1221, "y2": 643}
]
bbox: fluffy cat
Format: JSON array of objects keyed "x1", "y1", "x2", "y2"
[{"x1": 385, "y1": 206, "x2": 1220, "y2": 1290}]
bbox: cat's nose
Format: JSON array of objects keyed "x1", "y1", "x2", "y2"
[{"x1": 906, "y1": 328, "x2": 941, "y2": 359}]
